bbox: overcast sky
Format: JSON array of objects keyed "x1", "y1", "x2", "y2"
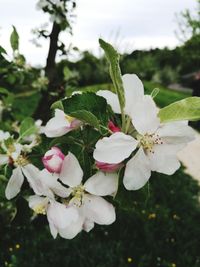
[{"x1": 0, "y1": 0, "x2": 197, "y2": 66}]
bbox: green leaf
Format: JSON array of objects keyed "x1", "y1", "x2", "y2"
[
  {"x1": 0, "y1": 87, "x2": 10, "y2": 95},
  {"x1": 0, "y1": 180, "x2": 6, "y2": 199},
  {"x1": 51, "y1": 100, "x2": 64, "y2": 111},
  {"x1": 151, "y1": 87, "x2": 160, "y2": 99},
  {"x1": 19, "y1": 117, "x2": 37, "y2": 139},
  {"x1": 61, "y1": 92, "x2": 109, "y2": 127},
  {"x1": 4, "y1": 137, "x2": 14, "y2": 149},
  {"x1": 13, "y1": 92, "x2": 41, "y2": 120},
  {"x1": 159, "y1": 97, "x2": 200, "y2": 123},
  {"x1": 15, "y1": 53, "x2": 26, "y2": 66},
  {"x1": 10, "y1": 26, "x2": 19, "y2": 51},
  {"x1": 50, "y1": 135, "x2": 83, "y2": 147},
  {"x1": 99, "y1": 38, "x2": 125, "y2": 110},
  {"x1": 0, "y1": 45, "x2": 7, "y2": 55},
  {"x1": 70, "y1": 110, "x2": 100, "y2": 130}
]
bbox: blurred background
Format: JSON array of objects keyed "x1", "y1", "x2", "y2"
[{"x1": 0, "y1": 0, "x2": 200, "y2": 266}]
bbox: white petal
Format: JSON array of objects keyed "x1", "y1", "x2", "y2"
[
  {"x1": 131, "y1": 95, "x2": 160, "y2": 134},
  {"x1": 84, "y1": 172, "x2": 118, "y2": 196},
  {"x1": 39, "y1": 168, "x2": 59, "y2": 181},
  {"x1": 22, "y1": 164, "x2": 44, "y2": 196},
  {"x1": 49, "y1": 221, "x2": 58, "y2": 239},
  {"x1": 0, "y1": 130, "x2": 10, "y2": 141},
  {"x1": 123, "y1": 148, "x2": 151, "y2": 190},
  {"x1": 44, "y1": 109, "x2": 71, "y2": 137},
  {"x1": 83, "y1": 194, "x2": 116, "y2": 225},
  {"x1": 83, "y1": 219, "x2": 94, "y2": 232},
  {"x1": 97, "y1": 90, "x2": 121, "y2": 113},
  {"x1": 148, "y1": 144, "x2": 181, "y2": 175},
  {"x1": 39, "y1": 169, "x2": 70, "y2": 198},
  {"x1": 60, "y1": 152, "x2": 83, "y2": 187},
  {"x1": 47, "y1": 201, "x2": 79, "y2": 229},
  {"x1": 5, "y1": 166, "x2": 24, "y2": 199},
  {"x1": 28, "y1": 195, "x2": 48, "y2": 211},
  {"x1": 59, "y1": 215, "x2": 84, "y2": 239},
  {"x1": 93, "y1": 132, "x2": 138, "y2": 164},
  {"x1": 12, "y1": 143, "x2": 22, "y2": 160},
  {"x1": 156, "y1": 121, "x2": 195, "y2": 145},
  {"x1": 122, "y1": 74, "x2": 144, "y2": 115},
  {"x1": 0, "y1": 154, "x2": 9, "y2": 165}
]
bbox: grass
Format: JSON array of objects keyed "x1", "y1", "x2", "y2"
[
  {"x1": 143, "y1": 81, "x2": 191, "y2": 108},
  {"x1": 1, "y1": 169, "x2": 200, "y2": 267}
]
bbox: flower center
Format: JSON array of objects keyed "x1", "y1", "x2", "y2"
[
  {"x1": 7, "y1": 144, "x2": 16, "y2": 155},
  {"x1": 33, "y1": 204, "x2": 46, "y2": 215},
  {"x1": 71, "y1": 184, "x2": 85, "y2": 207},
  {"x1": 15, "y1": 155, "x2": 29, "y2": 167},
  {"x1": 138, "y1": 133, "x2": 163, "y2": 153}
]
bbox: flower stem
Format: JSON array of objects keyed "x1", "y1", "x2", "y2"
[
  {"x1": 125, "y1": 116, "x2": 131, "y2": 134},
  {"x1": 121, "y1": 109, "x2": 126, "y2": 132}
]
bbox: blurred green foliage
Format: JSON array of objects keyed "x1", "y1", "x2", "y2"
[
  {"x1": 58, "y1": 37, "x2": 199, "y2": 89},
  {"x1": 0, "y1": 169, "x2": 200, "y2": 267}
]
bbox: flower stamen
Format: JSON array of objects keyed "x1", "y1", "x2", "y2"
[
  {"x1": 33, "y1": 204, "x2": 46, "y2": 215},
  {"x1": 138, "y1": 133, "x2": 163, "y2": 153},
  {"x1": 71, "y1": 184, "x2": 85, "y2": 207},
  {"x1": 15, "y1": 155, "x2": 29, "y2": 167}
]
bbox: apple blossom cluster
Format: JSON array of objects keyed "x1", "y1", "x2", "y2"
[
  {"x1": 1, "y1": 72, "x2": 195, "y2": 240},
  {"x1": 1, "y1": 39, "x2": 199, "y2": 240}
]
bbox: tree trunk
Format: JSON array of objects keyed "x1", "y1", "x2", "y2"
[{"x1": 34, "y1": 22, "x2": 63, "y2": 122}]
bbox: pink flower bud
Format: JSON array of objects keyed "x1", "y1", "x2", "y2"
[
  {"x1": 108, "y1": 121, "x2": 121, "y2": 133},
  {"x1": 95, "y1": 161, "x2": 122, "y2": 173},
  {"x1": 42, "y1": 147, "x2": 65, "y2": 173}
]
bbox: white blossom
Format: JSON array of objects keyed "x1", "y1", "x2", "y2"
[
  {"x1": 28, "y1": 195, "x2": 79, "y2": 239},
  {"x1": 0, "y1": 140, "x2": 41, "y2": 199},
  {"x1": 59, "y1": 152, "x2": 118, "y2": 233},
  {"x1": 44, "y1": 109, "x2": 81, "y2": 138},
  {"x1": 94, "y1": 74, "x2": 195, "y2": 190},
  {"x1": 27, "y1": 167, "x2": 80, "y2": 239},
  {"x1": 5, "y1": 164, "x2": 41, "y2": 200}
]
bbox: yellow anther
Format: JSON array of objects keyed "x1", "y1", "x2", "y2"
[
  {"x1": 9, "y1": 247, "x2": 13, "y2": 252},
  {"x1": 33, "y1": 204, "x2": 46, "y2": 215},
  {"x1": 71, "y1": 185, "x2": 85, "y2": 207},
  {"x1": 171, "y1": 263, "x2": 176, "y2": 267},
  {"x1": 137, "y1": 133, "x2": 163, "y2": 153},
  {"x1": 15, "y1": 155, "x2": 29, "y2": 167}
]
